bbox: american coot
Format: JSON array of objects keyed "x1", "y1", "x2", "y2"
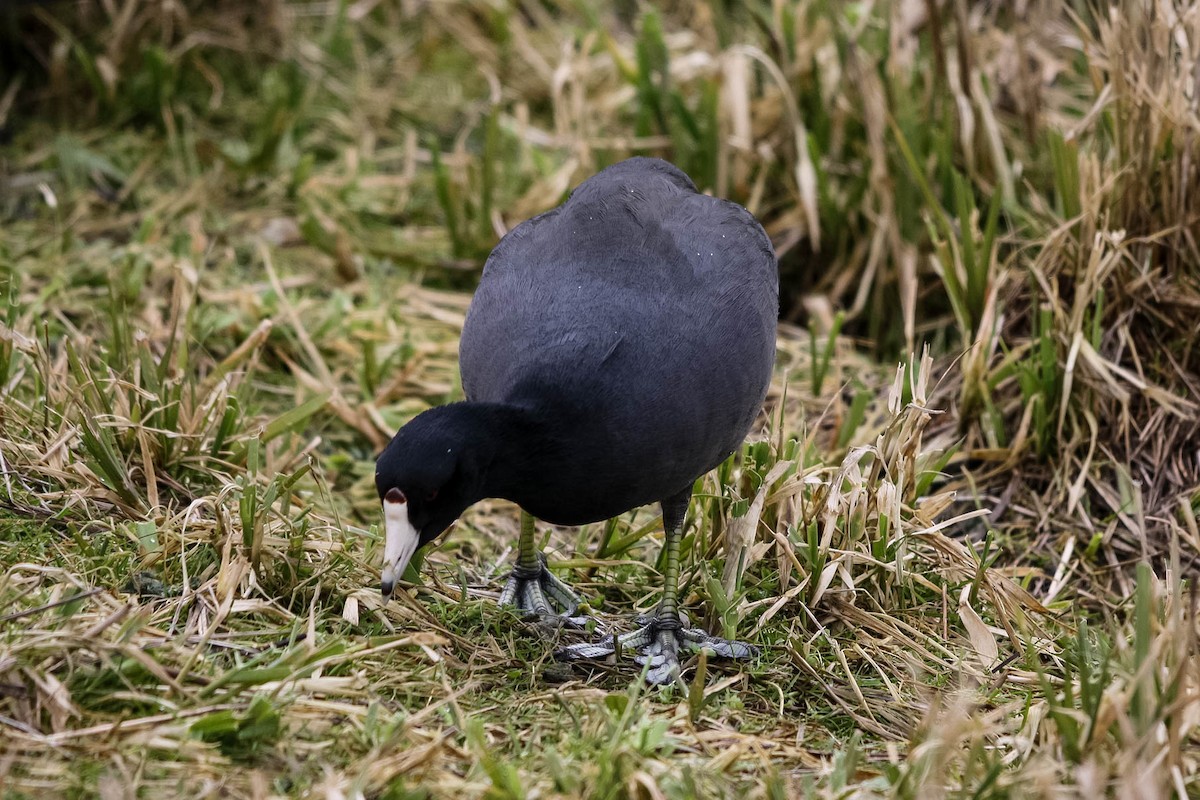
[{"x1": 376, "y1": 157, "x2": 777, "y2": 683}]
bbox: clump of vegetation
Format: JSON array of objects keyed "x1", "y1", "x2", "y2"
[{"x1": 1, "y1": 1, "x2": 1196, "y2": 797}]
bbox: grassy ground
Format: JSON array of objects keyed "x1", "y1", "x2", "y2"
[{"x1": 1, "y1": 1, "x2": 1198, "y2": 798}]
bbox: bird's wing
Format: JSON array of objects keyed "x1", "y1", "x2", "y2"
[{"x1": 460, "y1": 163, "x2": 777, "y2": 408}]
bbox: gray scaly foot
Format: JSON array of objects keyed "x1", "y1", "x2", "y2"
[
  {"x1": 557, "y1": 610, "x2": 757, "y2": 684},
  {"x1": 498, "y1": 554, "x2": 589, "y2": 628}
]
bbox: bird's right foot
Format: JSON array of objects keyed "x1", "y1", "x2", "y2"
[
  {"x1": 498, "y1": 555, "x2": 589, "y2": 628},
  {"x1": 556, "y1": 610, "x2": 757, "y2": 684}
]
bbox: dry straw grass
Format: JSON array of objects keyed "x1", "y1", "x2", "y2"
[{"x1": 1, "y1": 0, "x2": 1199, "y2": 797}]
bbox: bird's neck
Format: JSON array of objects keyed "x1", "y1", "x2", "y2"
[{"x1": 445, "y1": 401, "x2": 558, "y2": 504}]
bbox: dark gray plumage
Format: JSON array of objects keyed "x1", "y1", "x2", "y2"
[{"x1": 376, "y1": 157, "x2": 777, "y2": 683}]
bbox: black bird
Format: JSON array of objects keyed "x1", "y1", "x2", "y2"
[{"x1": 376, "y1": 157, "x2": 777, "y2": 682}]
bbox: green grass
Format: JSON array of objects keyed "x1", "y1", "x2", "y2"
[{"x1": 2, "y1": 1, "x2": 1198, "y2": 797}]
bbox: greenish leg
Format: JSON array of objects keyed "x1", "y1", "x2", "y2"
[
  {"x1": 497, "y1": 510, "x2": 586, "y2": 626},
  {"x1": 516, "y1": 510, "x2": 540, "y2": 572},
  {"x1": 657, "y1": 525, "x2": 682, "y2": 622},
  {"x1": 556, "y1": 489, "x2": 758, "y2": 684},
  {"x1": 653, "y1": 490, "x2": 691, "y2": 625}
]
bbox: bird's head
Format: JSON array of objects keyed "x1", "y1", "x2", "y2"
[{"x1": 374, "y1": 407, "x2": 482, "y2": 599}]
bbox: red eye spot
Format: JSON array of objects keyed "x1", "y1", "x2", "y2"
[
  {"x1": 427, "y1": 489, "x2": 438, "y2": 502},
  {"x1": 385, "y1": 488, "x2": 406, "y2": 504}
]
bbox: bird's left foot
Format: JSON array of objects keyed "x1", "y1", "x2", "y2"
[
  {"x1": 556, "y1": 610, "x2": 757, "y2": 684},
  {"x1": 498, "y1": 555, "x2": 589, "y2": 628}
]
